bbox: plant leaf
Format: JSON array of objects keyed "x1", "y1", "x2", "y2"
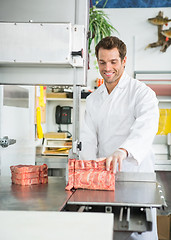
[{"x1": 89, "y1": 6, "x2": 118, "y2": 52}]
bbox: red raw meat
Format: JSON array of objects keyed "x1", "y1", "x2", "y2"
[
  {"x1": 11, "y1": 177, "x2": 40, "y2": 185},
  {"x1": 40, "y1": 170, "x2": 48, "y2": 177},
  {"x1": 65, "y1": 159, "x2": 115, "y2": 191},
  {"x1": 11, "y1": 172, "x2": 40, "y2": 179},
  {"x1": 10, "y1": 165, "x2": 40, "y2": 173},
  {"x1": 40, "y1": 176, "x2": 48, "y2": 184},
  {"x1": 10, "y1": 164, "x2": 48, "y2": 186}
]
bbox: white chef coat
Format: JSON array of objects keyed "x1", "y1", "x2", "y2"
[
  {"x1": 80, "y1": 71, "x2": 159, "y2": 240},
  {"x1": 80, "y1": 71, "x2": 159, "y2": 173}
]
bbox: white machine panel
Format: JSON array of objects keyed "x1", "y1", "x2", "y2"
[
  {"x1": 0, "y1": 0, "x2": 89, "y2": 86},
  {"x1": 0, "y1": 211, "x2": 114, "y2": 240},
  {"x1": 0, "y1": 22, "x2": 87, "y2": 85},
  {"x1": 0, "y1": 22, "x2": 72, "y2": 65}
]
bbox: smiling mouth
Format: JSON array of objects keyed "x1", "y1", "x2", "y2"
[{"x1": 104, "y1": 72, "x2": 114, "y2": 77}]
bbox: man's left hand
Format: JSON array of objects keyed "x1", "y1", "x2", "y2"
[{"x1": 106, "y1": 148, "x2": 128, "y2": 173}]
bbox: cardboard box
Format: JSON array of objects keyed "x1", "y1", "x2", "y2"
[
  {"x1": 46, "y1": 92, "x2": 67, "y2": 98},
  {"x1": 157, "y1": 214, "x2": 171, "y2": 240},
  {"x1": 44, "y1": 132, "x2": 68, "y2": 139}
]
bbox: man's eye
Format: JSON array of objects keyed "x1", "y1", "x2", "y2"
[
  {"x1": 111, "y1": 61, "x2": 116, "y2": 64},
  {"x1": 100, "y1": 62, "x2": 105, "y2": 65}
]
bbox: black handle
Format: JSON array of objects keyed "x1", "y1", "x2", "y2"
[
  {"x1": 77, "y1": 141, "x2": 82, "y2": 151},
  {"x1": 71, "y1": 49, "x2": 83, "y2": 58}
]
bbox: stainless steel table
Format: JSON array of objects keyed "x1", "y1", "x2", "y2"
[
  {"x1": 63, "y1": 172, "x2": 166, "y2": 233},
  {"x1": 0, "y1": 176, "x2": 71, "y2": 211},
  {"x1": 67, "y1": 172, "x2": 165, "y2": 208},
  {"x1": 156, "y1": 171, "x2": 171, "y2": 214},
  {"x1": 0, "y1": 172, "x2": 169, "y2": 237},
  {"x1": 0, "y1": 176, "x2": 114, "y2": 240},
  {"x1": 0, "y1": 173, "x2": 166, "y2": 211}
]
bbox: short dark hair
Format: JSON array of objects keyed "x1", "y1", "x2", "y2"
[{"x1": 95, "y1": 36, "x2": 127, "y2": 61}]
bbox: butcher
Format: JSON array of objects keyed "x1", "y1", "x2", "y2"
[{"x1": 80, "y1": 36, "x2": 159, "y2": 240}]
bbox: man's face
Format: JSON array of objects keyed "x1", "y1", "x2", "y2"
[{"x1": 97, "y1": 47, "x2": 126, "y2": 86}]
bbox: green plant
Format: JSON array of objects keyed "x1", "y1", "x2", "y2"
[{"x1": 88, "y1": 1, "x2": 118, "y2": 53}]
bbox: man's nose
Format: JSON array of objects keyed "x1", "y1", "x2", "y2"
[{"x1": 105, "y1": 62, "x2": 112, "y2": 71}]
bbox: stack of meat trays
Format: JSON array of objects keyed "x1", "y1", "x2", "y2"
[
  {"x1": 65, "y1": 159, "x2": 115, "y2": 191},
  {"x1": 10, "y1": 164, "x2": 48, "y2": 185}
]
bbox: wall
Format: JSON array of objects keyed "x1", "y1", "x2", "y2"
[{"x1": 87, "y1": 7, "x2": 171, "y2": 88}]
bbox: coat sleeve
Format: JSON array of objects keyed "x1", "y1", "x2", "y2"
[
  {"x1": 79, "y1": 98, "x2": 98, "y2": 160},
  {"x1": 120, "y1": 85, "x2": 159, "y2": 165}
]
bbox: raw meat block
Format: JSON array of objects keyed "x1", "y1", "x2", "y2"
[
  {"x1": 11, "y1": 172, "x2": 40, "y2": 180},
  {"x1": 11, "y1": 177, "x2": 40, "y2": 185},
  {"x1": 10, "y1": 164, "x2": 48, "y2": 185},
  {"x1": 10, "y1": 165, "x2": 40, "y2": 173},
  {"x1": 65, "y1": 159, "x2": 115, "y2": 191},
  {"x1": 39, "y1": 164, "x2": 48, "y2": 172},
  {"x1": 65, "y1": 159, "x2": 75, "y2": 191},
  {"x1": 40, "y1": 171, "x2": 48, "y2": 177},
  {"x1": 40, "y1": 176, "x2": 48, "y2": 184}
]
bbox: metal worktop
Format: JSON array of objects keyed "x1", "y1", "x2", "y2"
[
  {"x1": 62, "y1": 172, "x2": 167, "y2": 233},
  {"x1": 0, "y1": 176, "x2": 71, "y2": 211},
  {"x1": 0, "y1": 176, "x2": 114, "y2": 240},
  {"x1": 67, "y1": 172, "x2": 165, "y2": 208},
  {"x1": 0, "y1": 172, "x2": 169, "y2": 236},
  {"x1": 156, "y1": 171, "x2": 171, "y2": 214},
  {"x1": 0, "y1": 172, "x2": 167, "y2": 211}
]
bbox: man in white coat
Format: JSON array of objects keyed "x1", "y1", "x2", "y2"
[{"x1": 80, "y1": 36, "x2": 159, "y2": 240}]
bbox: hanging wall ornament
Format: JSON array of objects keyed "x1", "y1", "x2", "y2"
[{"x1": 145, "y1": 11, "x2": 171, "y2": 52}]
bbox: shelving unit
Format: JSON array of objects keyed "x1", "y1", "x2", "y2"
[
  {"x1": 42, "y1": 137, "x2": 72, "y2": 156},
  {"x1": 36, "y1": 94, "x2": 87, "y2": 174},
  {"x1": 134, "y1": 71, "x2": 171, "y2": 171},
  {"x1": 46, "y1": 97, "x2": 86, "y2": 102},
  {"x1": 157, "y1": 96, "x2": 171, "y2": 102},
  {"x1": 155, "y1": 96, "x2": 171, "y2": 171}
]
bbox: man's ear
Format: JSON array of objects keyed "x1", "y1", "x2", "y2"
[{"x1": 122, "y1": 56, "x2": 127, "y2": 67}]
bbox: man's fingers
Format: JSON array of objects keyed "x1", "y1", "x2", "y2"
[
  {"x1": 112, "y1": 157, "x2": 118, "y2": 173},
  {"x1": 106, "y1": 156, "x2": 120, "y2": 173},
  {"x1": 96, "y1": 157, "x2": 106, "y2": 162},
  {"x1": 118, "y1": 157, "x2": 122, "y2": 172},
  {"x1": 106, "y1": 156, "x2": 112, "y2": 171},
  {"x1": 106, "y1": 149, "x2": 126, "y2": 173}
]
